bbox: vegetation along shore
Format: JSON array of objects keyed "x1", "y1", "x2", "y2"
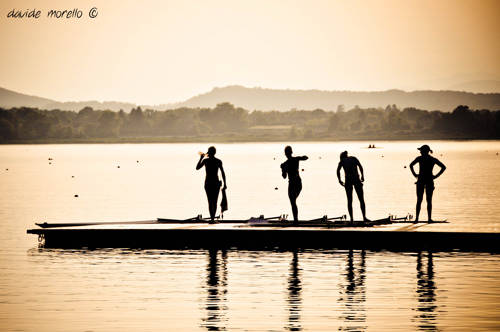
[{"x1": 1, "y1": 103, "x2": 499, "y2": 143}]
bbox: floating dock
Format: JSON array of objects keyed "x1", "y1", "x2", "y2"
[{"x1": 27, "y1": 222, "x2": 500, "y2": 252}]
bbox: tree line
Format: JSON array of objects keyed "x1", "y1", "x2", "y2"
[{"x1": 0, "y1": 102, "x2": 499, "y2": 142}]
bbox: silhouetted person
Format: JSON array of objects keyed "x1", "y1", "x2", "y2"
[
  {"x1": 196, "y1": 146, "x2": 227, "y2": 223},
  {"x1": 409, "y1": 145, "x2": 446, "y2": 222},
  {"x1": 337, "y1": 151, "x2": 368, "y2": 221},
  {"x1": 281, "y1": 146, "x2": 308, "y2": 223}
]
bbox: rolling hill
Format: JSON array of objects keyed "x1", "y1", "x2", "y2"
[
  {"x1": 168, "y1": 86, "x2": 500, "y2": 111},
  {"x1": 0, "y1": 87, "x2": 136, "y2": 112},
  {"x1": 1, "y1": 85, "x2": 500, "y2": 112}
]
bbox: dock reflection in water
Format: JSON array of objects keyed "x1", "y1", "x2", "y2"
[{"x1": 21, "y1": 248, "x2": 499, "y2": 331}]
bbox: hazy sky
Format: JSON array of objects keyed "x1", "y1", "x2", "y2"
[{"x1": 1, "y1": 0, "x2": 499, "y2": 104}]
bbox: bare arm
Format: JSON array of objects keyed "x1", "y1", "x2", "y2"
[
  {"x1": 433, "y1": 159, "x2": 446, "y2": 179},
  {"x1": 336, "y1": 163, "x2": 344, "y2": 186},
  {"x1": 219, "y1": 161, "x2": 227, "y2": 189},
  {"x1": 357, "y1": 160, "x2": 365, "y2": 182},
  {"x1": 298, "y1": 155, "x2": 308, "y2": 161},
  {"x1": 196, "y1": 155, "x2": 205, "y2": 170},
  {"x1": 409, "y1": 158, "x2": 418, "y2": 178},
  {"x1": 281, "y1": 162, "x2": 287, "y2": 179}
]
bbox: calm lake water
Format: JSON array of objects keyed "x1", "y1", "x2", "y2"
[{"x1": 1, "y1": 141, "x2": 499, "y2": 331}]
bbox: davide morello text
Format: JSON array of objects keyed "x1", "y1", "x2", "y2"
[{"x1": 6, "y1": 7, "x2": 99, "y2": 19}]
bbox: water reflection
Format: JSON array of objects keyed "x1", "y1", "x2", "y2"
[
  {"x1": 286, "y1": 250, "x2": 302, "y2": 331},
  {"x1": 415, "y1": 251, "x2": 438, "y2": 331},
  {"x1": 339, "y1": 250, "x2": 367, "y2": 331},
  {"x1": 201, "y1": 249, "x2": 228, "y2": 331}
]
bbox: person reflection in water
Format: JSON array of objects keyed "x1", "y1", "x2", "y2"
[
  {"x1": 196, "y1": 146, "x2": 227, "y2": 223},
  {"x1": 337, "y1": 151, "x2": 369, "y2": 222},
  {"x1": 281, "y1": 146, "x2": 308, "y2": 224},
  {"x1": 409, "y1": 145, "x2": 446, "y2": 222},
  {"x1": 415, "y1": 251, "x2": 438, "y2": 330},
  {"x1": 202, "y1": 249, "x2": 228, "y2": 331},
  {"x1": 339, "y1": 250, "x2": 367, "y2": 331},
  {"x1": 287, "y1": 250, "x2": 302, "y2": 331}
]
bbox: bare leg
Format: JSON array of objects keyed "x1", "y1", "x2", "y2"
[
  {"x1": 354, "y1": 184, "x2": 369, "y2": 221},
  {"x1": 209, "y1": 199, "x2": 216, "y2": 221},
  {"x1": 426, "y1": 186, "x2": 434, "y2": 222},
  {"x1": 288, "y1": 182, "x2": 302, "y2": 224},
  {"x1": 345, "y1": 185, "x2": 354, "y2": 221},
  {"x1": 415, "y1": 184, "x2": 424, "y2": 222},
  {"x1": 290, "y1": 196, "x2": 298, "y2": 223},
  {"x1": 205, "y1": 185, "x2": 220, "y2": 222}
]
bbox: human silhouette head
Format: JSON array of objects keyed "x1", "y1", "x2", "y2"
[
  {"x1": 207, "y1": 146, "x2": 216, "y2": 157},
  {"x1": 340, "y1": 151, "x2": 348, "y2": 160},
  {"x1": 285, "y1": 146, "x2": 293, "y2": 158},
  {"x1": 418, "y1": 145, "x2": 432, "y2": 155}
]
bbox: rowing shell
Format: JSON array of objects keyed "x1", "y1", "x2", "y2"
[
  {"x1": 35, "y1": 216, "x2": 447, "y2": 229},
  {"x1": 247, "y1": 218, "x2": 447, "y2": 228}
]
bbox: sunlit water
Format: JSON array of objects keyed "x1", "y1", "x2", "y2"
[{"x1": 1, "y1": 141, "x2": 499, "y2": 331}]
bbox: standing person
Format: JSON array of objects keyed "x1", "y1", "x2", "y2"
[
  {"x1": 337, "y1": 151, "x2": 369, "y2": 222},
  {"x1": 196, "y1": 146, "x2": 227, "y2": 223},
  {"x1": 409, "y1": 145, "x2": 446, "y2": 222},
  {"x1": 281, "y1": 146, "x2": 308, "y2": 224}
]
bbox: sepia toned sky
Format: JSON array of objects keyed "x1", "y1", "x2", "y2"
[{"x1": 0, "y1": 0, "x2": 499, "y2": 104}]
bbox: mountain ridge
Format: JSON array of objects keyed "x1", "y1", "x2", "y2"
[{"x1": 1, "y1": 85, "x2": 500, "y2": 112}]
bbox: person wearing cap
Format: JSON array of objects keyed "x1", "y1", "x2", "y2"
[
  {"x1": 409, "y1": 145, "x2": 446, "y2": 222},
  {"x1": 196, "y1": 146, "x2": 227, "y2": 223},
  {"x1": 337, "y1": 151, "x2": 369, "y2": 222},
  {"x1": 281, "y1": 146, "x2": 308, "y2": 224}
]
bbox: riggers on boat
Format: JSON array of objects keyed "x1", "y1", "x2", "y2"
[{"x1": 34, "y1": 214, "x2": 440, "y2": 229}]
